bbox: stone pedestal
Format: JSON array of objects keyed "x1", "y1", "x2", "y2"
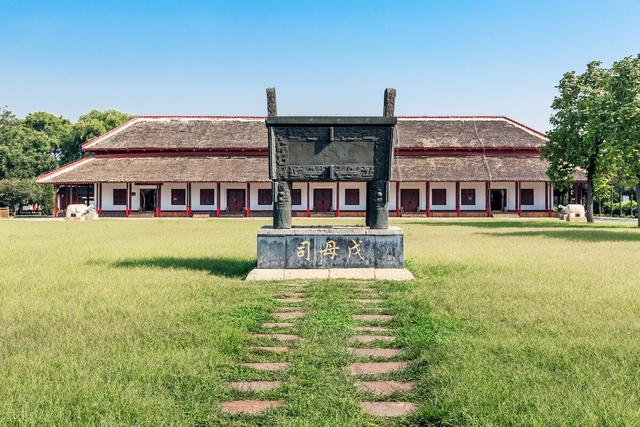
[{"x1": 246, "y1": 226, "x2": 413, "y2": 281}]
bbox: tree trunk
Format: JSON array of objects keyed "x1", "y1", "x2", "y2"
[
  {"x1": 585, "y1": 160, "x2": 596, "y2": 223},
  {"x1": 636, "y1": 183, "x2": 640, "y2": 228}
]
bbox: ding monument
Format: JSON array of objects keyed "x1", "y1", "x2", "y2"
[{"x1": 246, "y1": 88, "x2": 414, "y2": 281}]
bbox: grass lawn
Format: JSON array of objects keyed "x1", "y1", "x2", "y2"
[{"x1": 1, "y1": 218, "x2": 639, "y2": 425}]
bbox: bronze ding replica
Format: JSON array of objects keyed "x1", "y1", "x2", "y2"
[{"x1": 246, "y1": 88, "x2": 413, "y2": 281}]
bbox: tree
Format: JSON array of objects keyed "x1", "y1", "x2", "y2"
[
  {"x1": 61, "y1": 109, "x2": 132, "y2": 163},
  {"x1": 543, "y1": 61, "x2": 614, "y2": 222},
  {"x1": 610, "y1": 55, "x2": 640, "y2": 227},
  {"x1": 0, "y1": 178, "x2": 54, "y2": 214}
]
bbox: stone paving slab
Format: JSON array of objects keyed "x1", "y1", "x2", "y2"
[
  {"x1": 248, "y1": 346, "x2": 290, "y2": 353},
  {"x1": 360, "y1": 401, "x2": 416, "y2": 417},
  {"x1": 241, "y1": 362, "x2": 289, "y2": 372},
  {"x1": 346, "y1": 361, "x2": 408, "y2": 375},
  {"x1": 220, "y1": 400, "x2": 284, "y2": 415},
  {"x1": 348, "y1": 348, "x2": 405, "y2": 358},
  {"x1": 228, "y1": 381, "x2": 283, "y2": 392},
  {"x1": 353, "y1": 326, "x2": 391, "y2": 333},
  {"x1": 262, "y1": 322, "x2": 294, "y2": 329},
  {"x1": 355, "y1": 381, "x2": 415, "y2": 396},
  {"x1": 352, "y1": 335, "x2": 396, "y2": 344},
  {"x1": 353, "y1": 314, "x2": 394, "y2": 322},
  {"x1": 251, "y1": 333, "x2": 301, "y2": 341},
  {"x1": 273, "y1": 312, "x2": 305, "y2": 319}
]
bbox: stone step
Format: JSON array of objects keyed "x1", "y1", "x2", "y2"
[
  {"x1": 220, "y1": 400, "x2": 284, "y2": 415},
  {"x1": 228, "y1": 381, "x2": 283, "y2": 392},
  {"x1": 275, "y1": 298, "x2": 304, "y2": 304},
  {"x1": 241, "y1": 362, "x2": 289, "y2": 372},
  {"x1": 353, "y1": 326, "x2": 391, "y2": 333},
  {"x1": 353, "y1": 314, "x2": 394, "y2": 322},
  {"x1": 352, "y1": 335, "x2": 396, "y2": 344},
  {"x1": 248, "y1": 346, "x2": 290, "y2": 354},
  {"x1": 360, "y1": 401, "x2": 416, "y2": 417},
  {"x1": 251, "y1": 333, "x2": 301, "y2": 341},
  {"x1": 348, "y1": 348, "x2": 405, "y2": 358},
  {"x1": 262, "y1": 322, "x2": 294, "y2": 329},
  {"x1": 273, "y1": 312, "x2": 305, "y2": 320},
  {"x1": 346, "y1": 361, "x2": 408, "y2": 375},
  {"x1": 355, "y1": 381, "x2": 415, "y2": 396}
]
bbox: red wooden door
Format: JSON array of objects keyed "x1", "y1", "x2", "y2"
[
  {"x1": 227, "y1": 189, "x2": 246, "y2": 213},
  {"x1": 313, "y1": 189, "x2": 333, "y2": 212},
  {"x1": 401, "y1": 189, "x2": 419, "y2": 212}
]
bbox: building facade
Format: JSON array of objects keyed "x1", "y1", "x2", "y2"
[{"x1": 37, "y1": 116, "x2": 583, "y2": 218}]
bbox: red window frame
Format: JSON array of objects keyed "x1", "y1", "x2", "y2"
[
  {"x1": 257, "y1": 188, "x2": 272, "y2": 205},
  {"x1": 200, "y1": 188, "x2": 215, "y2": 205},
  {"x1": 520, "y1": 188, "x2": 534, "y2": 205},
  {"x1": 344, "y1": 188, "x2": 360, "y2": 206},
  {"x1": 112, "y1": 188, "x2": 127, "y2": 206},
  {"x1": 461, "y1": 188, "x2": 476, "y2": 205},
  {"x1": 432, "y1": 188, "x2": 447, "y2": 206},
  {"x1": 291, "y1": 188, "x2": 302, "y2": 206},
  {"x1": 171, "y1": 189, "x2": 186, "y2": 205}
]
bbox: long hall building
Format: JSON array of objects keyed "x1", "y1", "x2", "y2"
[{"x1": 37, "y1": 115, "x2": 581, "y2": 218}]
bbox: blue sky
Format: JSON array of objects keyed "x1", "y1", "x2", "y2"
[{"x1": 1, "y1": 0, "x2": 639, "y2": 131}]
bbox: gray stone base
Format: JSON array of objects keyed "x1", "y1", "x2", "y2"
[{"x1": 245, "y1": 268, "x2": 414, "y2": 281}]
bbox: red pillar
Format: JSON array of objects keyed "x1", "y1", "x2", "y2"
[
  {"x1": 548, "y1": 184, "x2": 553, "y2": 217},
  {"x1": 516, "y1": 182, "x2": 521, "y2": 216},
  {"x1": 455, "y1": 181, "x2": 461, "y2": 217},
  {"x1": 306, "y1": 182, "x2": 311, "y2": 217},
  {"x1": 125, "y1": 183, "x2": 130, "y2": 217},
  {"x1": 544, "y1": 182, "x2": 549, "y2": 215},
  {"x1": 425, "y1": 181, "x2": 430, "y2": 217},
  {"x1": 246, "y1": 182, "x2": 251, "y2": 217},
  {"x1": 97, "y1": 183, "x2": 102, "y2": 214},
  {"x1": 485, "y1": 181, "x2": 491, "y2": 217},
  {"x1": 54, "y1": 185, "x2": 59, "y2": 217},
  {"x1": 216, "y1": 182, "x2": 221, "y2": 217},
  {"x1": 336, "y1": 182, "x2": 340, "y2": 217},
  {"x1": 395, "y1": 181, "x2": 400, "y2": 217},
  {"x1": 186, "y1": 183, "x2": 191, "y2": 217},
  {"x1": 155, "y1": 184, "x2": 161, "y2": 218}
]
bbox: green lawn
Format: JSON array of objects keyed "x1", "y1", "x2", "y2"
[{"x1": 1, "y1": 218, "x2": 639, "y2": 426}]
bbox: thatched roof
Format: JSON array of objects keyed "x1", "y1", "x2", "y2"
[
  {"x1": 38, "y1": 155, "x2": 561, "y2": 184},
  {"x1": 82, "y1": 116, "x2": 547, "y2": 151}
]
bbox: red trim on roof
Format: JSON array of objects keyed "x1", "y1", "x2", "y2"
[
  {"x1": 36, "y1": 157, "x2": 93, "y2": 182},
  {"x1": 398, "y1": 115, "x2": 548, "y2": 139},
  {"x1": 136, "y1": 115, "x2": 265, "y2": 119}
]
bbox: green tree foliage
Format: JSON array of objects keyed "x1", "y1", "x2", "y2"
[
  {"x1": 62, "y1": 109, "x2": 132, "y2": 163},
  {"x1": 0, "y1": 178, "x2": 54, "y2": 214},
  {"x1": 610, "y1": 55, "x2": 640, "y2": 227},
  {"x1": 543, "y1": 61, "x2": 615, "y2": 222}
]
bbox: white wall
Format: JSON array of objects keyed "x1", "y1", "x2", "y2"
[
  {"x1": 160, "y1": 183, "x2": 188, "y2": 211},
  {"x1": 520, "y1": 182, "x2": 546, "y2": 210},
  {"x1": 292, "y1": 182, "x2": 308, "y2": 211},
  {"x1": 491, "y1": 182, "x2": 516, "y2": 211},
  {"x1": 338, "y1": 182, "x2": 366, "y2": 211},
  {"x1": 459, "y1": 182, "x2": 486, "y2": 211},
  {"x1": 249, "y1": 182, "x2": 272, "y2": 211},
  {"x1": 191, "y1": 183, "x2": 218, "y2": 210},
  {"x1": 429, "y1": 182, "x2": 456, "y2": 210},
  {"x1": 308, "y1": 182, "x2": 337, "y2": 211},
  {"x1": 390, "y1": 182, "x2": 427, "y2": 211},
  {"x1": 220, "y1": 183, "x2": 247, "y2": 211},
  {"x1": 101, "y1": 183, "x2": 127, "y2": 211}
]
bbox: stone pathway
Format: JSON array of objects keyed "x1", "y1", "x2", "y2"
[
  {"x1": 220, "y1": 282, "x2": 308, "y2": 416},
  {"x1": 348, "y1": 284, "x2": 416, "y2": 418}
]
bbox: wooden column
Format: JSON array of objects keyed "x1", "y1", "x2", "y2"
[
  {"x1": 544, "y1": 182, "x2": 549, "y2": 214},
  {"x1": 336, "y1": 182, "x2": 340, "y2": 217},
  {"x1": 306, "y1": 182, "x2": 311, "y2": 217},
  {"x1": 98, "y1": 183, "x2": 102, "y2": 213},
  {"x1": 425, "y1": 181, "x2": 430, "y2": 217},
  {"x1": 216, "y1": 182, "x2": 221, "y2": 217},
  {"x1": 516, "y1": 181, "x2": 521, "y2": 216},
  {"x1": 455, "y1": 181, "x2": 461, "y2": 217},
  {"x1": 186, "y1": 183, "x2": 191, "y2": 217},
  {"x1": 246, "y1": 182, "x2": 251, "y2": 217},
  {"x1": 53, "y1": 185, "x2": 59, "y2": 217},
  {"x1": 548, "y1": 184, "x2": 553, "y2": 217},
  {"x1": 155, "y1": 184, "x2": 161, "y2": 218},
  {"x1": 125, "y1": 183, "x2": 130, "y2": 217},
  {"x1": 395, "y1": 181, "x2": 400, "y2": 217},
  {"x1": 485, "y1": 181, "x2": 491, "y2": 217}
]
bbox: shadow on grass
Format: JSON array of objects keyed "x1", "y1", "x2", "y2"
[
  {"x1": 112, "y1": 257, "x2": 254, "y2": 278},
  {"x1": 479, "y1": 229, "x2": 640, "y2": 242}
]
